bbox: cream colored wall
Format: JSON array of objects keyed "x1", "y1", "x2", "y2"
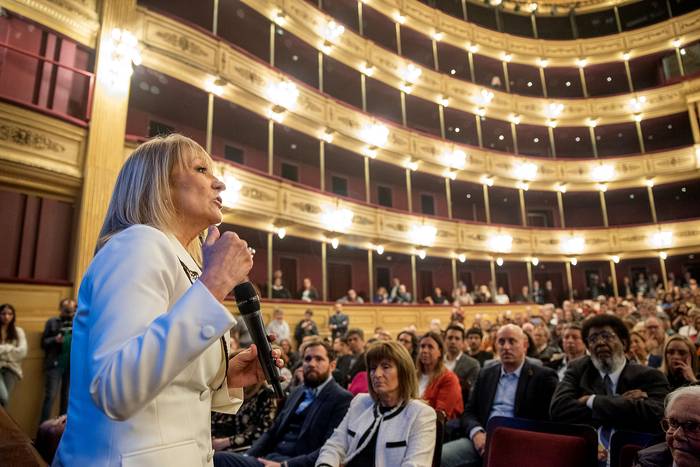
[{"x1": 3, "y1": 281, "x2": 529, "y2": 436}]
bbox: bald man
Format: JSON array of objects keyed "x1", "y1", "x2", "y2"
[{"x1": 442, "y1": 324, "x2": 559, "y2": 467}]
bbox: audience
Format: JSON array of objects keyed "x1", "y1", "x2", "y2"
[
  {"x1": 336, "y1": 289, "x2": 363, "y2": 304},
  {"x1": 547, "y1": 322, "x2": 587, "y2": 381},
  {"x1": 660, "y1": 335, "x2": 698, "y2": 391},
  {"x1": 441, "y1": 324, "x2": 558, "y2": 466},
  {"x1": 493, "y1": 287, "x2": 509, "y2": 304},
  {"x1": 0, "y1": 303, "x2": 27, "y2": 407},
  {"x1": 633, "y1": 386, "x2": 700, "y2": 467},
  {"x1": 334, "y1": 329, "x2": 365, "y2": 388},
  {"x1": 465, "y1": 328, "x2": 493, "y2": 367},
  {"x1": 444, "y1": 325, "x2": 480, "y2": 402},
  {"x1": 645, "y1": 316, "x2": 668, "y2": 367},
  {"x1": 271, "y1": 276, "x2": 292, "y2": 299},
  {"x1": 266, "y1": 308, "x2": 290, "y2": 342},
  {"x1": 328, "y1": 303, "x2": 349, "y2": 339},
  {"x1": 214, "y1": 340, "x2": 352, "y2": 467},
  {"x1": 294, "y1": 310, "x2": 319, "y2": 347},
  {"x1": 299, "y1": 278, "x2": 319, "y2": 302},
  {"x1": 532, "y1": 325, "x2": 562, "y2": 363},
  {"x1": 315, "y1": 341, "x2": 436, "y2": 466},
  {"x1": 628, "y1": 330, "x2": 661, "y2": 367},
  {"x1": 550, "y1": 314, "x2": 670, "y2": 464},
  {"x1": 396, "y1": 330, "x2": 418, "y2": 361},
  {"x1": 417, "y1": 331, "x2": 463, "y2": 420},
  {"x1": 40, "y1": 298, "x2": 75, "y2": 422},
  {"x1": 425, "y1": 286, "x2": 448, "y2": 305},
  {"x1": 372, "y1": 286, "x2": 389, "y2": 304},
  {"x1": 391, "y1": 284, "x2": 412, "y2": 304}
]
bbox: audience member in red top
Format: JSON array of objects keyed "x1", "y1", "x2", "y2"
[{"x1": 416, "y1": 331, "x2": 463, "y2": 420}]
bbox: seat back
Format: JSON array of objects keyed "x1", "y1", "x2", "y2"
[
  {"x1": 432, "y1": 410, "x2": 446, "y2": 467},
  {"x1": 484, "y1": 417, "x2": 598, "y2": 467},
  {"x1": 609, "y1": 430, "x2": 662, "y2": 467}
]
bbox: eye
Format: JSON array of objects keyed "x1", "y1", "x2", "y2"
[{"x1": 196, "y1": 166, "x2": 208, "y2": 173}]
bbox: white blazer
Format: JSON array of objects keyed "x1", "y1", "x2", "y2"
[
  {"x1": 54, "y1": 225, "x2": 243, "y2": 467},
  {"x1": 315, "y1": 394, "x2": 436, "y2": 467}
]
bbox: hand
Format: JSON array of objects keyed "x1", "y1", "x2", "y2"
[
  {"x1": 473, "y1": 431, "x2": 487, "y2": 456},
  {"x1": 226, "y1": 343, "x2": 284, "y2": 389},
  {"x1": 622, "y1": 389, "x2": 648, "y2": 400},
  {"x1": 577, "y1": 395, "x2": 591, "y2": 405},
  {"x1": 200, "y1": 226, "x2": 253, "y2": 302},
  {"x1": 257, "y1": 459, "x2": 281, "y2": 467},
  {"x1": 55, "y1": 334, "x2": 64, "y2": 344},
  {"x1": 212, "y1": 437, "x2": 230, "y2": 451},
  {"x1": 675, "y1": 361, "x2": 698, "y2": 383}
]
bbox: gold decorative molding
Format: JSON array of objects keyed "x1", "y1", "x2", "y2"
[
  {"x1": 0, "y1": 102, "x2": 86, "y2": 196},
  {"x1": 201, "y1": 155, "x2": 700, "y2": 262},
  {"x1": 135, "y1": 8, "x2": 700, "y2": 191},
  {"x1": 239, "y1": 0, "x2": 699, "y2": 127},
  {"x1": 0, "y1": 0, "x2": 99, "y2": 47}
]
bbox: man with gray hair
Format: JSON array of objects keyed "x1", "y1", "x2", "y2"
[{"x1": 634, "y1": 386, "x2": 700, "y2": 467}]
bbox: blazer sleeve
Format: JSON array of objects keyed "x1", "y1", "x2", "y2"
[
  {"x1": 591, "y1": 370, "x2": 669, "y2": 431},
  {"x1": 401, "y1": 403, "x2": 437, "y2": 467},
  {"x1": 549, "y1": 363, "x2": 592, "y2": 424},
  {"x1": 534, "y1": 367, "x2": 559, "y2": 420},
  {"x1": 85, "y1": 226, "x2": 237, "y2": 421},
  {"x1": 461, "y1": 373, "x2": 485, "y2": 435}
]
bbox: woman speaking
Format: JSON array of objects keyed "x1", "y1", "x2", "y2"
[{"x1": 54, "y1": 134, "x2": 280, "y2": 466}]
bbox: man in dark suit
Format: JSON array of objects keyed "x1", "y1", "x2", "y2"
[
  {"x1": 550, "y1": 314, "x2": 669, "y2": 465},
  {"x1": 465, "y1": 327, "x2": 493, "y2": 367},
  {"x1": 444, "y1": 325, "x2": 480, "y2": 402},
  {"x1": 214, "y1": 340, "x2": 352, "y2": 467},
  {"x1": 441, "y1": 324, "x2": 559, "y2": 467}
]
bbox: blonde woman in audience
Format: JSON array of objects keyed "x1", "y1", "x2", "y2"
[
  {"x1": 0, "y1": 303, "x2": 27, "y2": 407},
  {"x1": 417, "y1": 331, "x2": 463, "y2": 420},
  {"x1": 661, "y1": 335, "x2": 699, "y2": 391},
  {"x1": 316, "y1": 341, "x2": 436, "y2": 466}
]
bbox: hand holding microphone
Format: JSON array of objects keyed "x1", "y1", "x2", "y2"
[{"x1": 200, "y1": 225, "x2": 253, "y2": 302}]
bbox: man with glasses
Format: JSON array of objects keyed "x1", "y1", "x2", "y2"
[
  {"x1": 551, "y1": 314, "x2": 669, "y2": 465},
  {"x1": 634, "y1": 386, "x2": 700, "y2": 467}
]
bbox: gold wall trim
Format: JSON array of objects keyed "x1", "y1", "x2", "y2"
[
  {"x1": 0, "y1": 0, "x2": 99, "y2": 47},
  {"x1": 337, "y1": 0, "x2": 700, "y2": 66},
  {"x1": 136, "y1": 8, "x2": 700, "y2": 191},
  {"x1": 0, "y1": 102, "x2": 86, "y2": 197},
  {"x1": 242, "y1": 0, "x2": 699, "y2": 126},
  {"x1": 121, "y1": 150, "x2": 700, "y2": 262}
]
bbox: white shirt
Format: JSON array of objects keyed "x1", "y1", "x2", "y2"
[
  {"x1": 266, "y1": 319, "x2": 290, "y2": 341},
  {"x1": 444, "y1": 352, "x2": 463, "y2": 372},
  {"x1": 419, "y1": 373, "x2": 430, "y2": 396}
]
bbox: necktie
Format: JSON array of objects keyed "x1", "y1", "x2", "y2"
[
  {"x1": 296, "y1": 388, "x2": 315, "y2": 414},
  {"x1": 600, "y1": 374, "x2": 614, "y2": 450}
]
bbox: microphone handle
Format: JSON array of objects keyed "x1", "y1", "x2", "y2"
[{"x1": 240, "y1": 312, "x2": 285, "y2": 399}]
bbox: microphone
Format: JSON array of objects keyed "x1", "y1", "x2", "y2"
[{"x1": 233, "y1": 282, "x2": 284, "y2": 398}]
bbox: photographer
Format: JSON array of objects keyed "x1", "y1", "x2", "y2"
[{"x1": 40, "y1": 298, "x2": 76, "y2": 422}]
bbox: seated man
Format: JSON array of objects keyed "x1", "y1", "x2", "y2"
[
  {"x1": 546, "y1": 322, "x2": 587, "y2": 381},
  {"x1": 550, "y1": 314, "x2": 669, "y2": 464},
  {"x1": 634, "y1": 386, "x2": 700, "y2": 467},
  {"x1": 444, "y1": 325, "x2": 480, "y2": 402},
  {"x1": 214, "y1": 340, "x2": 352, "y2": 467},
  {"x1": 441, "y1": 324, "x2": 559, "y2": 467},
  {"x1": 465, "y1": 328, "x2": 493, "y2": 367}
]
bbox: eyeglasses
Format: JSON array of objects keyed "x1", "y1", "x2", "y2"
[
  {"x1": 661, "y1": 418, "x2": 700, "y2": 437},
  {"x1": 586, "y1": 331, "x2": 618, "y2": 344}
]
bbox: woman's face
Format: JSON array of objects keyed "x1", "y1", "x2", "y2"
[
  {"x1": 630, "y1": 334, "x2": 645, "y2": 355},
  {"x1": 370, "y1": 358, "x2": 400, "y2": 400},
  {"x1": 419, "y1": 337, "x2": 441, "y2": 371},
  {"x1": 0, "y1": 307, "x2": 13, "y2": 326},
  {"x1": 170, "y1": 151, "x2": 225, "y2": 231},
  {"x1": 666, "y1": 340, "x2": 691, "y2": 372},
  {"x1": 280, "y1": 340, "x2": 291, "y2": 353}
]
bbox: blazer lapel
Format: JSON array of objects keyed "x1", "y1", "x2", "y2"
[
  {"x1": 298, "y1": 382, "x2": 333, "y2": 438},
  {"x1": 514, "y1": 362, "x2": 534, "y2": 414},
  {"x1": 279, "y1": 387, "x2": 306, "y2": 432}
]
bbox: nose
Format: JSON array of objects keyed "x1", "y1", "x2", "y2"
[{"x1": 213, "y1": 176, "x2": 225, "y2": 192}]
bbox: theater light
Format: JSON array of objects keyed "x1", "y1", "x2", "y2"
[
  {"x1": 495, "y1": 257, "x2": 503, "y2": 266},
  {"x1": 629, "y1": 96, "x2": 646, "y2": 113},
  {"x1": 659, "y1": 251, "x2": 668, "y2": 260},
  {"x1": 220, "y1": 174, "x2": 242, "y2": 207},
  {"x1": 591, "y1": 164, "x2": 615, "y2": 182},
  {"x1": 672, "y1": 38, "x2": 682, "y2": 48},
  {"x1": 101, "y1": 28, "x2": 141, "y2": 93},
  {"x1": 467, "y1": 43, "x2": 479, "y2": 54},
  {"x1": 502, "y1": 52, "x2": 512, "y2": 62},
  {"x1": 331, "y1": 238, "x2": 339, "y2": 249},
  {"x1": 322, "y1": 20, "x2": 345, "y2": 42},
  {"x1": 431, "y1": 31, "x2": 444, "y2": 41},
  {"x1": 410, "y1": 224, "x2": 437, "y2": 246},
  {"x1": 439, "y1": 96, "x2": 450, "y2": 107},
  {"x1": 516, "y1": 181, "x2": 529, "y2": 191},
  {"x1": 416, "y1": 249, "x2": 427, "y2": 260},
  {"x1": 644, "y1": 178, "x2": 655, "y2": 188},
  {"x1": 458, "y1": 253, "x2": 467, "y2": 263},
  {"x1": 586, "y1": 118, "x2": 599, "y2": 128},
  {"x1": 444, "y1": 170, "x2": 458, "y2": 180},
  {"x1": 376, "y1": 245, "x2": 385, "y2": 255},
  {"x1": 476, "y1": 107, "x2": 486, "y2": 117},
  {"x1": 611, "y1": 255, "x2": 620, "y2": 264},
  {"x1": 266, "y1": 80, "x2": 299, "y2": 110},
  {"x1": 633, "y1": 113, "x2": 642, "y2": 123},
  {"x1": 622, "y1": 51, "x2": 631, "y2": 61},
  {"x1": 514, "y1": 161, "x2": 538, "y2": 180},
  {"x1": 394, "y1": 12, "x2": 406, "y2": 24},
  {"x1": 531, "y1": 257, "x2": 539, "y2": 266},
  {"x1": 510, "y1": 114, "x2": 521, "y2": 125},
  {"x1": 322, "y1": 208, "x2": 354, "y2": 232},
  {"x1": 650, "y1": 231, "x2": 673, "y2": 248},
  {"x1": 570, "y1": 258, "x2": 578, "y2": 266},
  {"x1": 537, "y1": 58, "x2": 549, "y2": 68},
  {"x1": 527, "y1": 3, "x2": 538, "y2": 12},
  {"x1": 481, "y1": 175, "x2": 494, "y2": 187},
  {"x1": 320, "y1": 128, "x2": 334, "y2": 143},
  {"x1": 545, "y1": 102, "x2": 564, "y2": 119},
  {"x1": 555, "y1": 183, "x2": 567, "y2": 193},
  {"x1": 576, "y1": 58, "x2": 587, "y2": 68},
  {"x1": 597, "y1": 183, "x2": 608, "y2": 193},
  {"x1": 477, "y1": 88, "x2": 494, "y2": 105},
  {"x1": 442, "y1": 149, "x2": 467, "y2": 169},
  {"x1": 405, "y1": 159, "x2": 419, "y2": 171},
  {"x1": 488, "y1": 234, "x2": 513, "y2": 253},
  {"x1": 400, "y1": 63, "x2": 422, "y2": 84},
  {"x1": 360, "y1": 63, "x2": 375, "y2": 76},
  {"x1": 563, "y1": 236, "x2": 585, "y2": 254},
  {"x1": 205, "y1": 77, "x2": 224, "y2": 96},
  {"x1": 361, "y1": 123, "x2": 389, "y2": 147},
  {"x1": 276, "y1": 227, "x2": 286, "y2": 239}
]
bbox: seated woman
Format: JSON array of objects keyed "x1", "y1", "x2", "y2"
[
  {"x1": 417, "y1": 332, "x2": 463, "y2": 420},
  {"x1": 661, "y1": 335, "x2": 699, "y2": 391},
  {"x1": 315, "y1": 341, "x2": 436, "y2": 466}
]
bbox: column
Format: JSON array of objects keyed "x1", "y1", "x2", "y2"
[
  {"x1": 518, "y1": 188, "x2": 527, "y2": 226},
  {"x1": 565, "y1": 261, "x2": 574, "y2": 301},
  {"x1": 660, "y1": 256, "x2": 669, "y2": 291},
  {"x1": 269, "y1": 23, "x2": 275, "y2": 66},
  {"x1": 526, "y1": 261, "x2": 533, "y2": 292},
  {"x1": 451, "y1": 258, "x2": 458, "y2": 293},
  {"x1": 360, "y1": 74, "x2": 367, "y2": 112},
  {"x1": 489, "y1": 260, "x2": 497, "y2": 290},
  {"x1": 445, "y1": 177, "x2": 453, "y2": 219},
  {"x1": 599, "y1": 190, "x2": 609, "y2": 227},
  {"x1": 205, "y1": 93, "x2": 214, "y2": 153},
  {"x1": 319, "y1": 140, "x2": 325, "y2": 191},
  {"x1": 267, "y1": 120, "x2": 274, "y2": 175},
  {"x1": 400, "y1": 91, "x2": 407, "y2": 126},
  {"x1": 318, "y1": 51, "x2": 324, "y2": 93},
  {"x1": 411, "y1": 254, "x2": 417, "y2": 304},
  {"x1": 647, "y1": 185, "x2": 658, "y2": 223},
  {"x1": 267, "y1": 232, "x2": 273, "y2": 299},
  {"x1": 688, "y1": 103, "x2": 700, "y2": 143},
  {"x1": 72, "y1": 0, "x2": 137, "y2": 288},
  {"x1": 483, "y1": 184, "x2": 491, "y2": 223},
  {"x1": 609, "y1": 259, "x2": 619, "y2": 298},
  {"x1": 368, "y1": 249, "x2": 374, "y2": 299},
  {"x1": 406, "y1": 168, "x2": 413, "y2": 212},
  {"x1": 634, "y1": 120, "x2": 646, "y2": 153},
  {"x1": 556, "y1": 191, "x2": 566, "y2": 227},
  {"x1": 321, "y1": 242, "x2": 328, "y2": 301},
  {"x1": 364, "y1": 158, "x2": 371, "y2": 203}
]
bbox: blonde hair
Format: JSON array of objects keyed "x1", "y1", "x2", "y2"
[
  {"x1": 97, "y1": 134, "x2": 211, "y2": 263},
  {"x1": 366, "y1": 341, "x2": 419, "y2": 402},
  {"x1": 661, "y1": 334, "x2": 698, "y2": 377}
]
